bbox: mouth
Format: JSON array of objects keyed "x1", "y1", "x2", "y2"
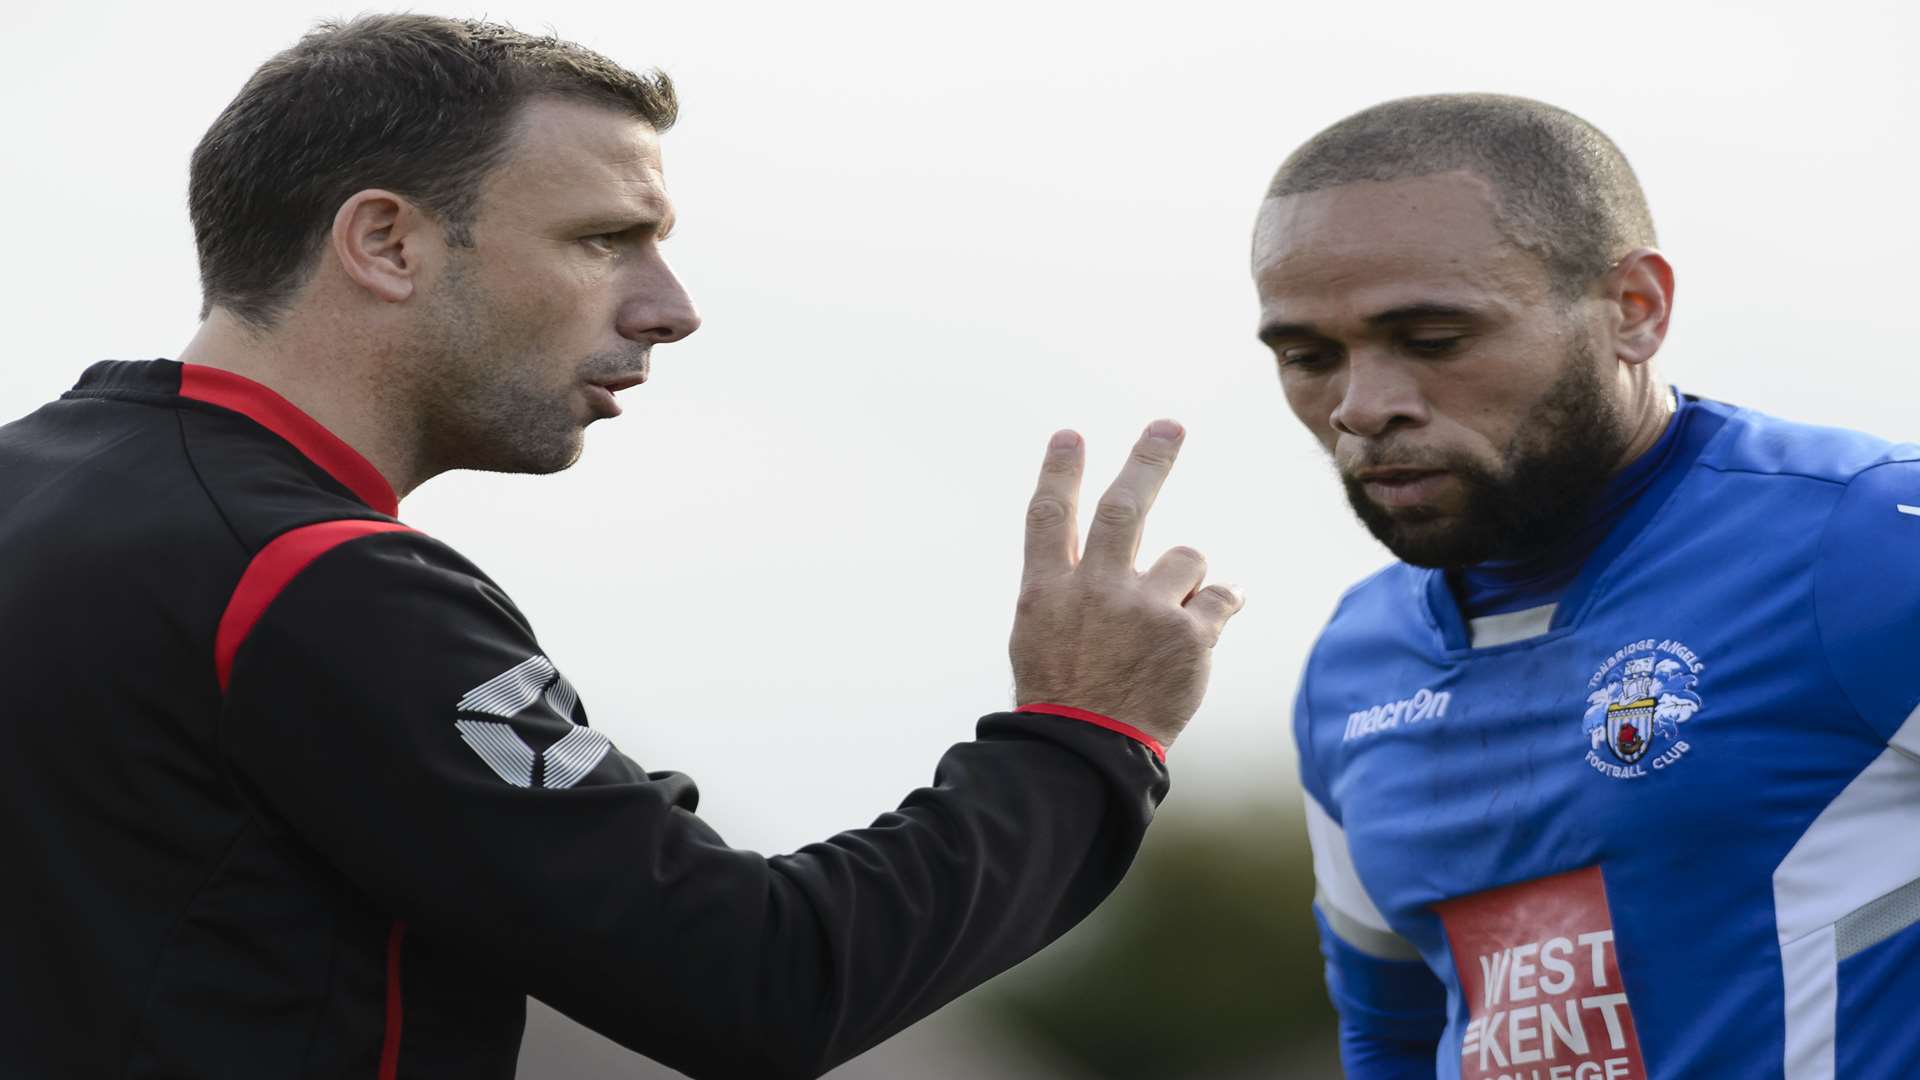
[
  {"x1": 594, "y1": 372, "x2": 648, "y2": 394},
  {"x1": 583, "y1": 369, "x2": 649, "y2": 419},
  {"x1": 1353, "y1": 466, "x2": 1452, "y2": 509}
]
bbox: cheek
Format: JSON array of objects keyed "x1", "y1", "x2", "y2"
[
  {"x1": 506, "y1": 252, "x2": 600, "y2": 311},
  {"x1": 1417, "y1": 343, "x2": 1552, "y2": 441},
  {"x1": 1416, "y1": 392, "x2": 1530, "y2": 477},
  {"x1": 490, "y1": 279, "x2": 593, "y2": 355},
  {"x1": 1279, "y1": 375, "x2": 1341, "y2": 446}
]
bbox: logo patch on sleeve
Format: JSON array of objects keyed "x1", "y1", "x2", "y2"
[
  {"x1": 1436, "y1": 866, "x2": 1648, "y2": 1080},
  {"x1": 453, "y1": 655, "x2": 611, "y2": 789}
]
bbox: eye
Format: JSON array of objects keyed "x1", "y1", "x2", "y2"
[
  {"x1": 1403, "y1": 336, "x2": 1465, "y2": 357},
  {"x1": 1278, "y1": 347, "x2": 1339, "y2": 372},
  {"x1": 580, "y1": 232, "x2": 622, "y2": 253}
]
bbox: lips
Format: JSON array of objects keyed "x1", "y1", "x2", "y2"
[
  {"x1": 1355, "y1": 467, "x2": 1452, "y2": 509},
  {"x1": 594, "y1": 373, "x2": 648, "y2": 394}
]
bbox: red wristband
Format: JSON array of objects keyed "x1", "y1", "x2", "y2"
[{"x1": 1016, "y1": 702, "x2": 1167, "y2": 763}]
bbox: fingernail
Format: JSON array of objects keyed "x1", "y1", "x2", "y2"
[
  {"x1": 1147, "y1": 419, "x2": 1183, "y2": 441},
  {"x1": 1050, "y1": 429, "x2": 1081, "y2": 450}
]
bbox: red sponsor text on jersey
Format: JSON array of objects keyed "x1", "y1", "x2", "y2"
[{"x1": 1435, "y1": 865, "x2": 1648, "y2": 1080}]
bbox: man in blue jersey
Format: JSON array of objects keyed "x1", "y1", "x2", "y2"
[{"x1": 1254, "y1": 94, "x2": 1920, "y2": 1079}]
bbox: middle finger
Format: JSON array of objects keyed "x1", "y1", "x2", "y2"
[{"x1": 1081, "y1": 419, "x2": 1184, "y2": 575}]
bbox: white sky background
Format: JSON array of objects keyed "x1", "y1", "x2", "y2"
[{"x1": 3, "y1": 0, "x2": 1915, "y2": 854}]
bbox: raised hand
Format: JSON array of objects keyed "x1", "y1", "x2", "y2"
[{"x1": 1009, "y1": 420, "x2": 1245, "y2": 750}]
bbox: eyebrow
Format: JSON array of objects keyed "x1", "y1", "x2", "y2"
[
  {"x1": 573, "y1": 206, "x2": 676, "y2": 240},
  {"x1": 1256, "y1": 303, "x2": 1484, "y2": 346}
]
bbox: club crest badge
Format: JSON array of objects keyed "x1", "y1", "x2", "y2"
[{"x1": 1582, "y1": 638, "x2": 1705, "y2": 780}]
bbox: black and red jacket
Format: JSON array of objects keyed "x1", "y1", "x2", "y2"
[{"x1": 0, "y1": 359, "x2": 1169, "y2": 1079}]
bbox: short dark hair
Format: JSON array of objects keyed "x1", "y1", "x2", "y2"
[
  {"x1": 1266, "y1": 94, "x2": 1656, "y2": 298},
  {"x1": 188, "y1": 14, "x2": 677, "y2": 328}
]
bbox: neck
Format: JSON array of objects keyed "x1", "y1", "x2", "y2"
[
  {"x1": 177, "y1": 308, "x2": 430, "y2": 499},
  {"x1": 1611, "y1": 371, "x2": 1675, "y2": 474}
]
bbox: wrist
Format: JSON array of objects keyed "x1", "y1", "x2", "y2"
[{"x1": 1016, "y1": 702, "x2": 1167, "y2": 762}]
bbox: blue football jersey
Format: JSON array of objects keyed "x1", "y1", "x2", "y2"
[{"x1": 1297, "y1": 397, "x2": 1920, "y2": 1080}]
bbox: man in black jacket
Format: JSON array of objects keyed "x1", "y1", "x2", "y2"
[{"x1": 0, "y1": 14, "x2": 1244, "y2": 1079}]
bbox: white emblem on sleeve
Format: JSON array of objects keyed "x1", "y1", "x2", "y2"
[
  {"x1": 454, "y1": 655, "x2": 609, "y2": 789},
  {"x1": 458, "y1": 654, "x2": 558, "y2": 718}
]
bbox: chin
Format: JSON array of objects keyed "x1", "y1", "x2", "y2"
[
  {"x1": 520, "y1": 439, "x2": 587, "y2": 475},
  {"x1": 1384, "y1": 537, "x2": 1489, "y2": 570},
  {"x1": 462, "y1": 428, "x2": 586, "y2": 477},
  {"x1": 1362, "y1": 509, "x2": 1498, "y2": 570}
]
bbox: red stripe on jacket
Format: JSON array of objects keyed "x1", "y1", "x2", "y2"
[
  {"x1": 1016, "y1": 702, "x2": 1167, "y2": 762},
  {"x1": 379, "y1": 920, "x2": 407, "y2": 1080},
  {"x1": 214, "y1": 520, "x2": 411, "y2": 690}
]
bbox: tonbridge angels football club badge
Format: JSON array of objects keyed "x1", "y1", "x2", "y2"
[{"x1": 1581, "y1": 638, "x2": 1705, "y2": 781}]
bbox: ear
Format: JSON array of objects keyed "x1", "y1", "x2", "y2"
[
  {"x1": 1604, "y1": 247, "x2": 1675, "y2": 367},
  {"x1": 329, "y1": 189, "x2": 441, "y2": 304}
]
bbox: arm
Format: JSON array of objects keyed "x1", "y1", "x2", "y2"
[
  {"x1": 223, "y1": 529, "x2": 1165, "y2": 1079},
  {"x1": 222, "y1": 423, "x2": 1241, "y2": 1080},
  {"x1": 1304, "y1": 795, "x2": 1447, "y2": 1077},
  {"x1": 1296, "y1": 668, "x2": 1445, "y2": 1078}
]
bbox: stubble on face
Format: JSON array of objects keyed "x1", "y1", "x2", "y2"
[
  {"x1": 1340, "y1": 340, "x2": 1631, "y2": 569},
  {"x1": 405, "y1": 252, "x2": 636, "y2": 477}
]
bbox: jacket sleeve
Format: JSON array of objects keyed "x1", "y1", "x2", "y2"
[
  {"x1": 1296, "y1": 680, "x2": 1445, "y2": 1078},
  {"x1": 217, "y1": 529, "x2": 1168, "y2": 1080}
]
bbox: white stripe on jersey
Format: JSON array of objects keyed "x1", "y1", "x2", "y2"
[
  {"x1": 1466, "y1": 603, "x2": 1558, "y2": 649},
  {"x1": 1772, "y1": 703, "x2": 1920, "y2": 1079},
  {"x1": 1304, "y1": 792, "x2": 1421, "y2": 961}
]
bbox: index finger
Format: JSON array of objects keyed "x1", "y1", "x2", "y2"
[
  {"x1": 1022, "y1": 429, "x2": 1085, "y2": 580},
  {"x1": 1082, "y1": 419, "x2": 1184, "y2": 574}
]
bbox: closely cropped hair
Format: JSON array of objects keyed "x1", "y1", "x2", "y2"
[
  {"x1": 1267, "y1": 94, "x2": 1656, "y2": 298},
  {"x1": 189, "y1": 14, "x2": 677, "y2": 328}
]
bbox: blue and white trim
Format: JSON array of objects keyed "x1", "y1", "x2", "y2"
[{"x1": 1772, "y1": 705, "x2": 1920, "y2": 1079}]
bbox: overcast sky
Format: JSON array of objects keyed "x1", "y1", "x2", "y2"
[{"x1": 4, "y1": 0, "x2": 1915, "y2": 854}]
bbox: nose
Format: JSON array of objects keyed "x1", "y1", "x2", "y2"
[
  {"x1": 1329, "y1": 351, "x2": 1428, "y2": 438},
  {"x1": 617, "y1": 254, "x2": 702, "y2": 345}
]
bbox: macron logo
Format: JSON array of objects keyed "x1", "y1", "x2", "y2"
[{"x1": 1344, "y1": 687, "x2": 1451, "y2": 742}]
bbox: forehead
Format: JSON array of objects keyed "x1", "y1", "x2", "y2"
[
  {"x1": 483, "y1": 97, "x2": 670, "y2": 221},
  {"x1": 1251, "y1": 170, "x2": 1547, "y2": 321}
]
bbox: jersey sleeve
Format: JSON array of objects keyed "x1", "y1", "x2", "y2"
[
  {"x1": 217, "y1": 528, "x2": 1168, "y2": 1080},
  {"x1": 1815, "y1": 457, "x2": 1920, "y2": 748},
  {"x1": 1296, "y1": 680, "x2": 1446, "y2": 1078}
]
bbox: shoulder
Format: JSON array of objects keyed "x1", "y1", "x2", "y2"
[
  {"x1": 1808, "y1": 439, "x2": 1920, "y2": 593},
  {"x1": 1294, "y1": 562, "x2": 1431, "y2": 799},
  {"x1": 1302, "y1": 562, "x2": 1437, "y2": 696},
  {"x1": 1316, "y1": 562, "x2": 1426, "y2": 647},
  {"x1": 1694, "y1": 399, "x2": 1910, "y2": 486},
  {"x1": 1814, "y1": 454, "x2": 1920, "y2": 740},
  {"x1": 220, "y1": 523, "x2": 522, "y2": 689},
  {"x1": 1683, "y1": 400, "x2": 1920, "y2": 739},
  {"x1": 1298, "y1": 563, "x2": 1413, "y2": 695},
  {"x1": 231, "y1": 523, "x2": 505, "y2": 628}
]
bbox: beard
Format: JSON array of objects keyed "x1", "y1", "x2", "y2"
[{"x1": 1340, "y1": 344, "x2": 1632, "y2": 569}]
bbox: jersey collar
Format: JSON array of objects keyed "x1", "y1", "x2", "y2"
[{"x1": 176, "y1": 362, "x2": 400, "y2": 518}]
